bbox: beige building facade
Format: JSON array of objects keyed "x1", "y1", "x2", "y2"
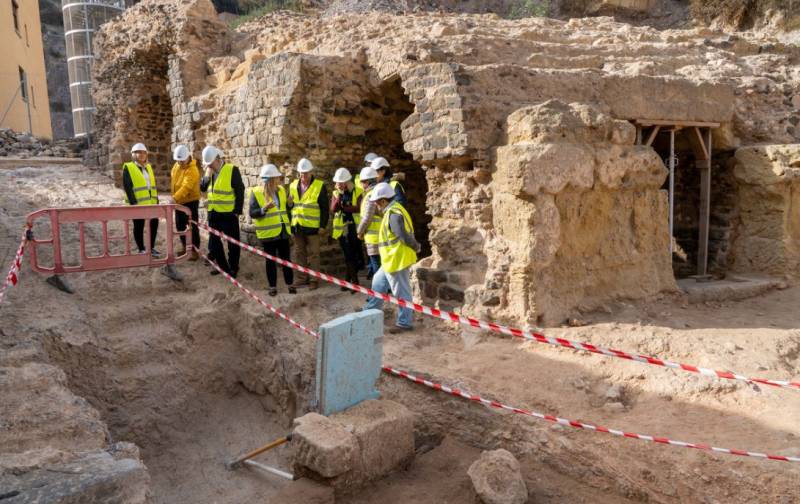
[{"x1": 0, "y1": 0, "x2": 52, "y2": 138}]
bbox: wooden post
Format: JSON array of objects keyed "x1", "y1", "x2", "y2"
[{"x1": 696, "y1": 127, "x2": 712, "y2": 279}]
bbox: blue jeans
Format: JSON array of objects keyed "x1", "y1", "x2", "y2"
[
  {"x1": 363, "y1": 267, "x2": 413, "y2": 329},
  {"x1": 366, "y1": 254, "x2": 381, "y2": 278}
]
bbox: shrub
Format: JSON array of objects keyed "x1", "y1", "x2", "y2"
[
  {"x1": 229, "y1": 0, "x2": 304, "y2": 29},
  {"x1": 507, "y1": 0, "x2": 550, "y2": 19}
]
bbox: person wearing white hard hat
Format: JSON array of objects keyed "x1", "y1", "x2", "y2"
[
  {"x1": 364, "y1": 152, "x2": 378, "y2": 164},
  {"x1": 199, "y1": 145, "x2": 245, "y2": 278},
  {"x1": 355, "y1": 165, "x2": 382, "y2": 280},
  {"x1": 122, "y1": 143, "x2": 161, "y2": 257},
  {"x1": 170, "y1": 144, "x2": 201, "y2": 261},
  {"x1": 249, "y1": 164, "x2": 296, "y2": 297},
  {"x1": 287, "y1": 158, "x2": 329, "y2": 290},
  {"x1": 371, "y1": 157, "x2": 407, "y2": 206},
  {"x1": 362, "y1": 182, "x2": 421, "y2": 333},
  {"x1": 330, "y1": 167, "x2": 365, "y2": 290}
]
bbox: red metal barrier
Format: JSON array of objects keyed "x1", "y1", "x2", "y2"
[{"x1": 25, "y1": 205, "x2": 190, "y2": 274}]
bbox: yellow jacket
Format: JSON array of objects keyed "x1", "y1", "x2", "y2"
[{"x1": 170, "y1": 159, "x2": 201, "y2": 204}]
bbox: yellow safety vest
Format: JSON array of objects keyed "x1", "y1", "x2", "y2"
[
  {"x1": 360, "y1": 186, "x2": 382, "y2": 246},
  {"x1": 289, "y1": 178, "x2": 324, "y2": 229},
  {"x1": 252, "y1": 185, "x2": 291, "y2": 240},
  {"x1": 123, "y1": 162, "x2": 158, "y2": 205},
  {"x1": 378, "y1": 202, "x2": 417, "y2": 274},
  {"x1": 332, "y1": 185, "x2": 363, "y2": 239},
  {"x1": 207, "y1": 163, "x2": 235, "y2": 213},
  {"x1": 389, "y1": 180, "x2": 403, "y2": 194}
]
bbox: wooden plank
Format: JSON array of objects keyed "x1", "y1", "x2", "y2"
[
  {"x1": 696, "y1": 128, "x2": 712, "y2": 277},
  {"x1": 645, "y1": 125, "x2": 661, "y2": 147},
  {"x1": 634, "y1": 119, "x2": 720, "y2": 128}
]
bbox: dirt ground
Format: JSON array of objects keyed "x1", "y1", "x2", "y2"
[{"x1": 1, "y1": 163, "x2": 799, "y2": 503}]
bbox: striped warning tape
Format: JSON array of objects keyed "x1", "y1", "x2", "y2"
[
  {"x1": 0, "y1": 227, "x2": 29, "y2": 306},
  {"x1": 382, "y1": 365, "x2": 800, "y2": 463},
  {"x1": 195, "y1": 246, "x2": 319, "y2": 339},
  {"x1": 194, "y1": 235, "x2": 799, "y2": 465},
  {"x1": 194, "y1": 221, "x2": 800, "y2": 392}
]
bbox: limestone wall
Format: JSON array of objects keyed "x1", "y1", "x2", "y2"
[{"x1": 730, "y1": 145, "x2": 800, "y2": 277}]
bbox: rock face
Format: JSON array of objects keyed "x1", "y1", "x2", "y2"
[
  {"x1": 467, "y1": 449, "x2": 528, "y2": 504},
  {"x1": 730, "y1": 144, "x2": 800, "y2": 277},
  {"x1": 89, "y1": 0, "x2": 800, "y2": 323}
]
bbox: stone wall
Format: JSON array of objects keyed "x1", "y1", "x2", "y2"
[
  {"x1": 89, "y1": 1, "x2": 800, "y2": 324},
  {"x1": 730, "y1": 144, "x2": 800, "y2": 277}
]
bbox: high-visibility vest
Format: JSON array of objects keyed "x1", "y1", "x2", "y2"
[
  {"x1": 123, "y1": 162, "x2": 158, "y2": 205},
  {"x1": 252, "y1": 185, "x2": 291, "y2": 240},
  {"x1": 389, "y1": 180, "x2": 403, "y2": 195},
  {"x1": 207, "y1": 163, "x2": 236, "y2": 213},
  {"x1": 289, "y1": 178, "x2": 324, "y2": 229},
  {"x1": 378, "y1": 202, "x2": 417, "y2": 274},
  {"x1": 360, "y1": 185, "x2": 382, "y2": 246},
  {"x1": 332, "y1": 185, "x2": 363, "y2": 239}
]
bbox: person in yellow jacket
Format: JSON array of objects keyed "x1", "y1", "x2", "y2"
[
  {"x1": 330, "y1": 167, "x2": 364, "y2": 291},
  {"x1": 122, "y1": 143, "x2": 160, "y2": 256},
  {"x1": 361, "y1": 182, "x2": 421, "y2": 333},
  {"x1": 169, "y1": 145, "x2": 200, "y2": 260},
  {"x1": 288, "y1": 158, "x2": 329, "y2": 290},
  {"x1": 249, "y1": 164, "x2": 296, "y2": 297}
]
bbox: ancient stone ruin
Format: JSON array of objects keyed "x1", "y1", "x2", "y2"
[{"x1": 88, "y1": 0, "x2": 800, "y2": 325}]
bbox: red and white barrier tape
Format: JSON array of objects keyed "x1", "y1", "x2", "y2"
[
  {"x1": 383, "y1": 365, "x2": 800, "y2": 463},
  {"x1": 191, "y1": 233, "x2": 799, "y2": 465},
  {"x1": 194, "y1": 221, "x2": 800, "y2": 392},
  {"x1": 195, "y1": 246, "x2": 319, "y2": 339},
  {"x1": 0, "y1": 228, "x2": 29, "y2": 306}
]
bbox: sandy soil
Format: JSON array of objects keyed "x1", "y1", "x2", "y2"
[{"x1": 2, "y1": 163, "x2": 799, "y2": 503}]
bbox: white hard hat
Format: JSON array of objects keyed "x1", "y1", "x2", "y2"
[
  {"x1": 369, "y1": 182, "x2": 395, "y2": 202},
  {"x1": 130, "y1": 143, "x2": 147, "y2": 153},
  {"x1": 201, "y1": 145, "x2": 221, "y2": 166},
  {"x1": 333, "y1": 167, "x2": 352, "y2": 183},
  {"x1": 173, "y1": 144, "x2": 190, "y2": 161},
  {"x1": 259, "y1": 164, "x2": 281, "y2": 180},
  {"x1": 359, "y1": 166, "x2": 378, "y2": 181},
  {"x1": 296, "y1": 158, "x2": 314, "y2": 173},
  {"x1": 364, "y1": 152, "x2": 378, "y2": 163},
  {"x1": 370, "y1": 157, "x2": 390, "y2": 171}
]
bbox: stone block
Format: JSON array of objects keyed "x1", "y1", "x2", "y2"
[
  {"x1": 468, "y1": 449, "x2": 528, "y2": 504},
  {"x1": 292, "y1": 413, "x2": 357, "y2": 478}
]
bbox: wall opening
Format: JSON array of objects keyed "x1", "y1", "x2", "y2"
[
  {"x1": 363, "y1": 78, "x2": 431, "y2": 257},
  {"x1": 649, "y1": 131, "x2": 734, "y2": 278}
]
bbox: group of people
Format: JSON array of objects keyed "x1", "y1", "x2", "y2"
[{"x1": 122, "y1": 143, "x2": 420, "y2": 333}]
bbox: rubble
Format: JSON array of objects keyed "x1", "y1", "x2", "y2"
[
  {"x1": 467, "y1": 449, "x2": 528, "y2": 504},
  {"x1": 0, "y1": 128, "x2": 85, "y2": 158}
]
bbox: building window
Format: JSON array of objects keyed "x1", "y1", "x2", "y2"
[
  {"x1": 11, "y1": 0, "x2": 20, "y2": 34},
  {"x1": 30, "y1": 85, "x2": 35, "y2": 108},
  {"x1": 18, "y1": 67, "x2": 27, "y2": 102},
  {"x1": 24, "y1": 24, "x2": 29, "y2": 46}
]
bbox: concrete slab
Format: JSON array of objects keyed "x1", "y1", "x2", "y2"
[{"x1": 678, "y1": 275, "x2": 785, "y2": 304}]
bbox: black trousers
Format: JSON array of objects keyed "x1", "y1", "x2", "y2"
[
  {"x1": 133, "y1": 218, "x2": 158, "y2": 252},
  {"x1": 176, "y1": 200, "x2": 200, "y2": 249},
  {"x1": 208, "y1": 212, "x2": 240, "y2": 275},
  {"x1": 339, "y1": 222, "x2": 364, "y2": 283},
  {"x1": 261, "y1": 238, "x2": 293, "y2": 288}
]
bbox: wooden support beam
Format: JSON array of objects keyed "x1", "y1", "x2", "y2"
[
  {"x1": 691, "y1": 126, "x2": 710, "y2": 160},
  {"x1": 696, "y1": 128, "x2": 712, "y2": 278},
  {"x1": 645, "y1": 125, "x2": 661, "y2": 147},
  {"x1": 635, "y1": 119, "x2": 720, "y2": 128}
]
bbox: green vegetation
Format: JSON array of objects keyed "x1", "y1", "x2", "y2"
[
  {"x1": 507, "y1": 0, "x2": 550, "y2": 19},
  {"x1": 228, "y1": 0, "x2": 305, "y2": 29}
]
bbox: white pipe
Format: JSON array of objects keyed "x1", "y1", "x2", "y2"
[
  {"x1": 62, "y1": 2, "x2": 124, "y2": 12},
  {"x1": 64, "y1": 28, "x2": 95, "y2": 36},
  {"x1": 67, "y1": 55, "x2": 94, "y2": 63},
  {"x1": 243, "y1": 460, "x2": 295, "y2": 480},
  {"x1": 69, "y1": 81, "x2": 92, "y2": 88},
  {"x1": 669, "y1": 129, "x2": 675, "y2": 256}
]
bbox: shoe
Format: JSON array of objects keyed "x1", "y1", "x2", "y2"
[
  {"x1": 350, "y1": 284, "x2": 358, "y2": 295},
  {"x1": 308, "y1": 283, "x2": 319, "y2": 291},
  {"x1": 268, "y1": 288, "x2": 277, "y2": 297},
  {"x1": 340, "y1": 285, "x2": 348, "y2": 292},
  {"x1": 288, "y1": 286, "x2": 297, "y2": 294},
  {"x1": 177, "y1": 246, "x2": 186, "y2": 256},
  {"x1": 189, "y1": 250, "x2": 199, "y2": 262},
  {"x1": 388, "y1": 325, "x2": 413, "y2": 334},
  {"x1": 136, "y1": 249, "x2": 147, "y2": 255},
  {"x1": 230, "y1": 270, "x2": 238, "y2": 279},
  {"x1": 151, "y1": 249, "x2": 162, "y2": 258},
  {"x1": 210, "y1": 270, "x2": 220, "y2": 276}
]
